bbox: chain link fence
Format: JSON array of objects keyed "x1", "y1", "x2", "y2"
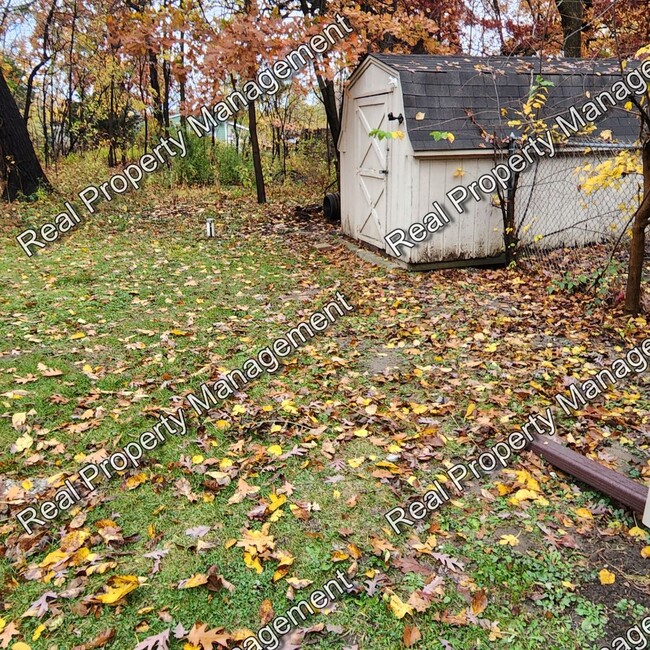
[{"x1": 513, "y1": 140, "x2": 643, "y2": 280}]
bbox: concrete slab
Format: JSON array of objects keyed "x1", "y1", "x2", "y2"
[{"x1": 340, "y1": 240, "x2": 403, "y2": 271}]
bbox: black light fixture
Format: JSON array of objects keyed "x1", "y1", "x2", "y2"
[{"x1": 387, "y1": 112, "x2": 404, "y2": 124}]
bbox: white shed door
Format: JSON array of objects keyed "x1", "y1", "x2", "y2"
[{"x1": 354, "y1": 95, "x2": 390, "y2": 248}]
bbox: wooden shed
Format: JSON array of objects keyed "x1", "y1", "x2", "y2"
[{"x1": 338, "y1": 55, "x2": 641, "y2": 269}]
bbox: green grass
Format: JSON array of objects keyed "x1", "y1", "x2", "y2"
[{"x1": 0, "y1": 179, "x2": 648, "y2": 649}]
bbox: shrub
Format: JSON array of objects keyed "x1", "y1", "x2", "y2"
[{"x1": 171, "y1": 132, "x2": 216, "y2": 186}]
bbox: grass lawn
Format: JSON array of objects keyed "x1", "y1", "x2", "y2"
[{"x1": 1, "y1": 181, "x2": 649, "y2": 650}]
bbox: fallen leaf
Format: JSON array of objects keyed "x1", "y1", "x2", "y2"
[
  {"x1": 388, "y1": 593, "x2": 414, "y2": 619},
  {"x1": 471, "y1": 589, "x2": 488, "y2": 615},
  {"x1": 93, "y1": 575, "x2": 141, "y2": 605},
  {"x1": 134, "y1": 629, "x2": 170, "y2": 650},
  {"x1": 178, "y1": 573, "x2": 208, "y2": 589},
  {"x1": 71, "y1": 628, "x2": 116, "y2": 650},
  {"x1": 403, "y1": 625, "x2": 421, "y2": 646},
  {"x1": 598, "y1": 569, "x2": 615, "y2": 585}
]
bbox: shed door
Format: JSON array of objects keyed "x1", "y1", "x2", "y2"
[{"x1": 354, "y1": 94, "x2": 390, "y2": 248}]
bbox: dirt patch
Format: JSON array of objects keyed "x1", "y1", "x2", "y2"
[
  {"x1": 580, "y1": 535, "x2": 650, "y2": 644},
  {"x1": 361, "y1": 348, "x2": 408, "y2": 375}
]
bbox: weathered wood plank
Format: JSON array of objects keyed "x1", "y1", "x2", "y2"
[{"x1": 528, "y1": 435, "x2": 648, "y2": 515}]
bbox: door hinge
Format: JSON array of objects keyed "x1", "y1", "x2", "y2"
[{"x1": 381, "y1": 169, "x2": 389, "y2": 175}]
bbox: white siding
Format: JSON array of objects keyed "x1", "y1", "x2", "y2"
[{"x1": 409, "y1": 156, "x2": 504, "y2": 264}]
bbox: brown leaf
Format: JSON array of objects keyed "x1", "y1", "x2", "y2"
[
  {"x1": 403, "y1": 625, "x2": 422, "y2": 647},
  {"x1": 0, "y1": 622, "x2": 19, "y2": 649},
  {"x1": 71, "y1": 628, "x2": 116, "y2": 650},
  {"x1": 206, "y1": 565, "x2": 235, "y2": 593},
  {"x1": 471, "y1": 589, "x2": 488, "y2": 615},
  {"x1": 187, "y1": 623, "x2": 230, "y2": 650},
  {"x1": 259, "y1": 598, "x2": 274, "y2": 625}
]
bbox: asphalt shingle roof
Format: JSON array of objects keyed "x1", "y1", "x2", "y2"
[{"x1": 367, "y1": 55, "x2": 642, "y2": 151}]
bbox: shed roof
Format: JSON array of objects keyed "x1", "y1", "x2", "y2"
[{"x1": 364, "y1": 55, "x2": 641, "y2": 152}]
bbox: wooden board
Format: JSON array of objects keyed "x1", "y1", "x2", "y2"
[{"x1": 529, "y1": 435, "x2": 648, "y2": 515}]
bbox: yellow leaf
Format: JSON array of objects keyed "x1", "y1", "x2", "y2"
[
  {"x1": 268, "y1": 493, "x2": 286, "y2": 513},
  {"x1": 508, "y1": 489, "x2": 543, "y2": 505},
  {"x1": 496, "y1": 482, "x2": 512, "y2": 496},
  {"x1": 270, "y1": 424, "x2": 282, "y2": 433},
  {"x1": 32, "y1": 623, "x2": 45, "y2": 641},
  {"x1": 388, "y1": 593, "x2": 414, "y2": 619},
  {"x1": 70, "y1": 332, "x2": 86, "y2": 339},
  {"x1": 70, "y1": 548, "x2": 94, "y2": 566},
  {"x1": 485, "y1": 343, "x2": 498, "y2": 352},
  {"x1": 498, "y1": 534, "x2": 520, "y2": 547},
  {"x1": 83, "y1": 364, "x2": 93, "y2": 373},
  {"x1": 641, "y1": 546, "x2": 650, "y2": 558},
  {"x1": 575, "y1": 508, "x2": 593, "y2": 519},
  {"x1": 22, "y1": 479, "x2": 33, "y2": 490},
  {"x1": 446, "y1": 133, "x2": 455, "y2": 143},
  {"x1": 267, "y1": 445, "x2": 282, "y2": 457},
  {"x1": 14, "y1": 432, "x2": 33, "y2": 452},
  {"x1": 628, "y1": 526, "x2": 648, "y2": 539},
  {"x1": 415, "y1": 112, "x2": 425, "y2": 120},
  {"x1": 179, "y1": 573, "x2": 208, "y2": 589},
  {"x1": 170, "y1": 329, "x2": 188, "y2": 336},
  {"x1": 354, "y1": 428, "x2": 369, "y2": 437},
  {"x1": 411, "y1": 404, "x2": 427, "y2": 415},
  {"x1": 453, "y1": 167, "x2": 465, "y2": 178},
  {"x1": 191, "y1": 455, "x2": 204, "y2": 464},
  {"x1": 216, "y1": 419, "x2": 230, "y2": 430},
  {"x1": 244, "y1": 552, "x2": 263, "y2": 573},
  {"x1": 347, "y1": 457, "x2": 365, "y2": 468},
  {"x1": 39, "y1": 549, "x2": 69, "y2": 568},
  {"x1": 12, "y1": 412, "x2": 26, "y2": 429},
  {"x1": 331, "y1": 550, "x2": 350, "y2": 561},
  {"x1": 600, "y1": 129, "x2": 612, "y2": 141},
  {"x1": 598, "y1": 569, "x2": 615, "y2": 585},
  {"x1": 465, "y1": 402, "x2": 475, "y2": 419},
  {"x1": 0, "y1": 618, "x2": 5, "y2": 632},
  {"x1": 232, "y1": 405, "x2": 246, "y2": 415},
  {"x1": 125, "y1": 473, "x2": 147, "y2": 490},
  {"x1": 12, "y1": 643, "x2": 32, "y2": 650},
  {"x1": 60, "y1": 529, "x2": 90, "y2": 552},
  {"x1": 95, "y1": 575, "x2": 141, "y2": 604}
]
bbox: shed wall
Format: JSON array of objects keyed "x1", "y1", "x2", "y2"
[{"x1": 407, "y1": 156, "x2": 505, "y2": 264}]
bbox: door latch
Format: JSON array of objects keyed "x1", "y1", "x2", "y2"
[{"x1": 381, "y1": 169, "x2": 388, "y2": 175}]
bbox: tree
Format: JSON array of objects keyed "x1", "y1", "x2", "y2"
[
  {"x1": 625, "y1": 138, "x2": 650, "y2": 313},
  {"x1": 554, "y1": 0, "x2": 583, "y2": 56},
  {"x1": 0, "y1": 67, "x2": 50, "y2": 200}
]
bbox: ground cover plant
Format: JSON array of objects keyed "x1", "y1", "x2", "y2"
[{"x1": 1, "y1": 171, "x2": 649, "y2": 649}]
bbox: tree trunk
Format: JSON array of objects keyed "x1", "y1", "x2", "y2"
[
  {"x1": 555, "y1": 0, "x2": 583, "y2": 57},
  {"x1": 315, "y1": 73, "x2": 340, "y2": 187},
  {"x1": 248, "y1": 100, "x2": 266, "y2": 204},
  {"x1": 148, "y1": 49, "x2": 164, "y2": 131},
  {"x1": 23, "y1": 0, "x2": 56, "y2": 123},
  {"x1": 624, "y1": 139, "x2": 650, "y2": 314},
  {"x1": 0, "y1": 68, "x2": 50, "y2": 200}
]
